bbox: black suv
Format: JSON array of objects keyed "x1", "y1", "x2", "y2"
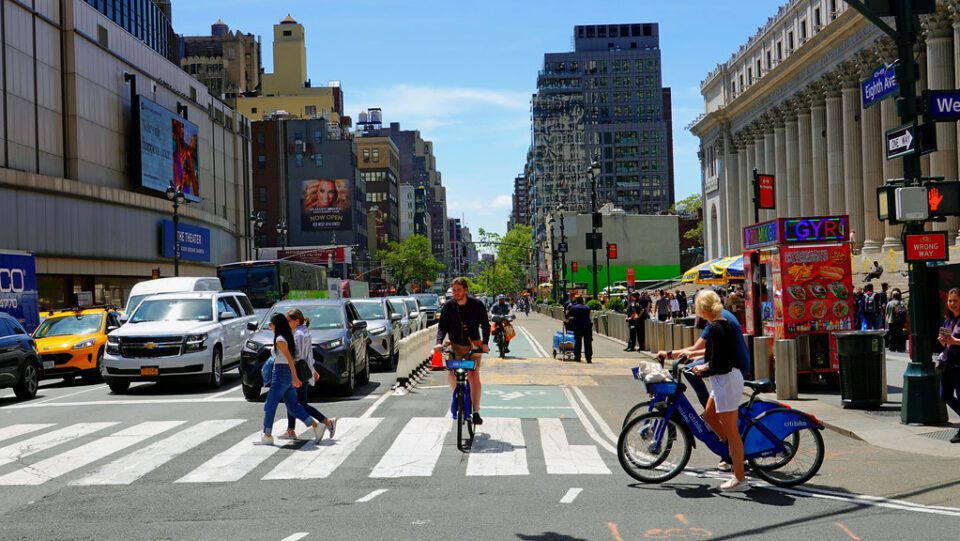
[{"x1": 0, "y1": 313, "x2": 41, "y2": 399}]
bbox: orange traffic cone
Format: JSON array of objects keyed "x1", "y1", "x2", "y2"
[{"x1": 430, "y1": 349, "x2": 445, "y2": 371}]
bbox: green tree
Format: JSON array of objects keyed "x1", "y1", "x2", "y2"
[
  {"x1": 377, "y1": 234, "x2": 444, "y2": 293},
  {"x1": 672, "y1": 194, "x2": 703, "y2": 245},
  {"x1": 474, "y1": 225, "x2": 533, "y2": 295}
]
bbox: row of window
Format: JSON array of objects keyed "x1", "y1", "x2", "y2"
[
  {"x1": 366, "y1": 191, "x2": 398, "y2": 204},
  {"x1": 586, "y1": 90, "x2": 663, "y2": 104},
  {"x1": 585, "y1": 76, "x2": 660, "y2": 89},
  {"x1": 84, "y1": 0, "x2": 172, "y2": 59},
  {"x1": 545, "y1": 58, "x2": 660, "y2": 74}
]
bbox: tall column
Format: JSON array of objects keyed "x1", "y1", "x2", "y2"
[
  {"x1": 739, "y1": 137, "x2": 752, "y2": 230},
  {"x1": 925, "y1": 12, "x2": 959, "y2": 242},
  {"x1": 810, "y1": 91, "x2": 829, "y2": 215},
  {"x1": 841, "y1": 64, "x2": 865, "y2": 250},
  {"x1": 880, "y1": 94, "x2": 903, "y2": 250},
  {"x1": 797, "y1": 96, "x2": 814, "y2": 216},
  {"x1": 746, "y1": 136, "x2": 758, "y2": 225},
  {"x1": 861, "y1": 54, "x2": 885, "y2": 251},
  {"x1": 723, "y1": 128, "x2": 742, "y2": 254},
  {"x1": 953, "y1": 3, "x2": 960, "y2": 244},
  {"x1": 756, "y1": 128, "x2": 769, "y2": 221},
  {"x1": 774, "y1": 116, "x2": 788, "y2": 219},
  {"x1": 785, "y1": 106, "x2": 800, "y2": 218},
  {"x1": 825, "y1": 78, "x2": 846, "y2": 215}
]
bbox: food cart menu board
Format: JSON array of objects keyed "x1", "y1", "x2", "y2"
[{"x1": 779, "y1": 245, "x2": 854, "y2": 334}]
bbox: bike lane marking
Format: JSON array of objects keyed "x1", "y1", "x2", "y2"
[
  {"x1": 480, "y1": 385, "x2": 573, "y2": 418},
  {"x1": 356, "y1": 489, "x2": 388, "y2": 503},
  {"x1": 559, "y1": 487, "x2": 583, "y2": 503},
  {"x1": 515, "y1": 325, "x2": 549, "y2": 358}
]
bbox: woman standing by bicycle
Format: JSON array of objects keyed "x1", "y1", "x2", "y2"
[
  {"x1": 689, "y1": 290, "x2": 750, "y2": 492},
  {"x1": 938, "y1": 288, "x2": 960, "y2": 444},
  {"x1": 280, "y1": 309, "x2": 336, "y2": 442}
]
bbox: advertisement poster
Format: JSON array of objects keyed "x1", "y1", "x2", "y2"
[
  {"x1": 779, "y1": 245, "x2": 854, "y2": 335},
  {"x1": 137, "y1": 96, "x2": 201, "y2": 201},
  {"x1": 300, "y1": 179, "x2": 352, "y2": 231}
]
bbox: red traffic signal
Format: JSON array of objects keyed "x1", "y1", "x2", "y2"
[
  {"x1": 571, "y1": 262, "x2": 579, "y2": 273},
  {"x1": 607, "y1": 243, "x2": 618, "y2": 259}
]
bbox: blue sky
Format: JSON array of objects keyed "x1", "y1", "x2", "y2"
[{"x1": 175, "y1": 0, "x2": 786, "y2": 237}]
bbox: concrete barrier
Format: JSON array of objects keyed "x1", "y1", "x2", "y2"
[
  {"x1": 645, "y1": 319, "x2": 656, "y2": 352},
  {"x1": 774, "y1": 339, "x2": 798, "y2": 400},
  {"x1": 683, "y1": 325, "x2": 696, "y2": 348},
  {"x1": 394, "y1": 326, "x2": 436, "y2": 389},
  {"x1": 672, "y1": 325, "x2": 684, "y2": 351},
  {"x1": 753, "y1": 336, "x2": 774, "y2": 381}
]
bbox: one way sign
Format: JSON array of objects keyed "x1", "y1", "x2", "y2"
[{"x1": 886, "y1": 123, "x2": 915, "y2": 160}]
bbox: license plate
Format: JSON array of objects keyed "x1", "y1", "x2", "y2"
[
  {"x1": 42, "y1": 361, "x2": 54, "y2": 370},
  {"x1": 140, "y1": 366, "x2": 159, "y2": 377}
]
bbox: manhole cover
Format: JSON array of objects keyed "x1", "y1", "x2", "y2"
[{"x1": 920, "y1": 429, "x2": 959, "y2": 441}]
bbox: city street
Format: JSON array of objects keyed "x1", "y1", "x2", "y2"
[{"x1": 0, "y1": 312, "x2": 957, "y2": 540}]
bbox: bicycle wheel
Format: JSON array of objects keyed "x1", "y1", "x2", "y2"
[
  {"x1": 617, "y1": 412, "x2": 691, "y2": 484},
  {"x1": 749, "y1": 428, "x2": 824, "y2": 487},
  {"x1": 621, "y1": 400, "x2": 652, "y2": 429},
  {"x1": 464, "y1": 387, "x2": 475, "y2": 441},
  {"x1": 456, "y1": 387, "x2": 466, "y2": 451}
]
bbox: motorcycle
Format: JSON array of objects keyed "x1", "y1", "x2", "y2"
[{"x1": 490, "y1": 314, "x2": 516, "y2": 358}]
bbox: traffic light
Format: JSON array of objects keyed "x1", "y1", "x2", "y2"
[
  {"x1": 925, "y1": 181, "x2": 960, "y2": 218},
  {"x1": 571, "y1": 261, "x2": 578, "y2": 273}
]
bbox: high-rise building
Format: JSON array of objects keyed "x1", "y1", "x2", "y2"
[
  {"x1": 83, "y1": 0, "x2": 179, "y2": 63},
  {"x1": 356, "y1": 136, "x2": 401, "y2": 253},
  {"x1": 448, "y1": 218, "x2": 464, "y2": 277},
  {"x1": 399, "y1": 185, "x2": 432, "y2": 242},
  {"x1": 509, "y1": 174, "x2": 530, "y2": 230},
  {"x1": 234, "y1": 16, "x2": 344, "y2": 124},
  {"x1": 181, "y1": 20, "x2": 262, "y2": 100}
]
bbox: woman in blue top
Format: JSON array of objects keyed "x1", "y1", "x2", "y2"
[
  {"x1": 937, "y1": 288, "x2": 960, "y2": 444},
  {"x1": 281, "y1": 309, "x2": 336, "y2": 441}
]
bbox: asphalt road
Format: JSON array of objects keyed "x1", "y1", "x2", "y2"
[{"x1": 0, "y1": 311, "x2": 957, "y2": 540}]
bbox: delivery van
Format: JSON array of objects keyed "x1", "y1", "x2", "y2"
[{"x1": 123, "y1": 276, "x2": 222, "y2": 318}]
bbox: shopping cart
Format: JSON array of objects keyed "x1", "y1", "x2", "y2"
[{"x1": 552, "y1": 329, "x2": 576, "y2": 360}]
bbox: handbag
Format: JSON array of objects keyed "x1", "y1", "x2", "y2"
[
  {"x1": 295, "y1": 359, "x2": 312, "y2": 382},
  {"x1": 261, "y1": 355, "x2": 275, "y2": 383}
]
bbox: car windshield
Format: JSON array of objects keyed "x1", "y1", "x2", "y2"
[
  {"x1": 131, "y1": 299, "x2": 213, "y2": 323},
  {"x1": 388, "y1": 299, "x2": 405, "y2": 315},
  {"x1": 260, "y1": 305, "x2": 344, "y2": 330},
  {"x1": 33, "y1": 314, "x2": 103, "y2": 338},
  {"x1": 405, "y1": 300, "x2": 418, "y2": 314},
  {"x1": 353, "y1": 301, "x2": 385, "y2": 321},
  {"x1": 414, "y1": 294, "x2": 439, "y2": 307}
]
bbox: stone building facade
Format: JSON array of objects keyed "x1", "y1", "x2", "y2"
[{"x1": 691, "y1": 0, "x2": 960, "y2": 259}]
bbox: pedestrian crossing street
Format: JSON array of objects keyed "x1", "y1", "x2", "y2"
[{"x1": 0, "y1": 416, "x2": 612, "y2": 487}]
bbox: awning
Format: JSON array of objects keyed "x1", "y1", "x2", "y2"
[
  {"x1": 682, "y1": 259, "x2": 722, "y2": 283},
  {"x1": 710, "y1": 255, "x2": 745, "y2": 280}
]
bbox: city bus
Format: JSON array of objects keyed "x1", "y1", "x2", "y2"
[{"x1": 217, "y1": 260, "x2": 329, "y2": 314}]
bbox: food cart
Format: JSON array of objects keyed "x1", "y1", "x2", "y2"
[{"x1": 741, "y1": 215, "x2": 854, "y2": 379}]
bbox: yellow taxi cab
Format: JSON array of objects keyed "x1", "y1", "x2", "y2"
[{"x1": 33, "y1": 308, "x2": 122, "y2": 382}]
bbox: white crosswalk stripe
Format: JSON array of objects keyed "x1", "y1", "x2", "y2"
[
  {"x1": 71, "y1": 419, "x2": 246, "y2": 486},
  {"x1": 0, "y1": 421, "x2": 185, "y2": 486},
  {"x1": 0, "y1": 415, "x2": 612, "y2": 486}
]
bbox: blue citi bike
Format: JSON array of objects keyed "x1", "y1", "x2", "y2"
[
  {"x1": 617, "y1": 356, "x2": 825, "y2": 487},
  {"x1": 443, "y1": 346, "x2": 482, "y2": 451}
]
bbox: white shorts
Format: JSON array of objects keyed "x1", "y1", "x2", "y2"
[{"x1": 709, "y1": 370, "x2": 745, "y2": 413}]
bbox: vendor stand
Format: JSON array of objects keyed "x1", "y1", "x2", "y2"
[{"x1": 742, "y1": 215, "x2": 854, "y2": 379}]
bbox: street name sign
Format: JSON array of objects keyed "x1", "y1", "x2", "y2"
[
  {"x1": 904, "y1": 232, "x2": 949, "y2": 263},
  {"x1": 886, "y1": 123, "x2": 916, "y2": 160},
  {"x1": 926, "y1": 90, "x2": 960, "y2": 121},
  {"x1": 557, "y1": 242, "x2": 568, "y2": 253},
  {"x1": 862, "y1": 64, "x2": 898, "y2": 109}
]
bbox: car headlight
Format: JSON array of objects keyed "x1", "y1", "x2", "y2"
[
  {"x1": 184, "y1": 333, "x2": 207, "y2": 352},
  {"x1": 369, "y1": 326, "x2": 387, "y2": 336},
  {"x1": 244, "y1": 340, "x2": 263, "y2": 352},
  {"x1": 106, "y1": 335, "x2": 120, "y2": 354},
  {"x1": 72, "y1": 338, "x2": 97, "y2": 350},
  {"x1": 319, "y1": 338, "x2": 343, "y2": 350}
]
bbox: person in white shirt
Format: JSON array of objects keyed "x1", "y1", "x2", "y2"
[{"x1": 281, "y1": 309, "x2": 336, "y2": 441}]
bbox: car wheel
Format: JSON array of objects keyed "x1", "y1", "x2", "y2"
[
  {"x1": 208, "y1": 347, "x2": 223, "y2": 389},
  {"x1": 82, "y1": 349, "x2": 104, "y2": 382},
  {"x1": 357, "y1": 350, "x2": 370, "y2": 385},
  {"x1": 13, "y1": 361, "x2": 40, "y2": 399},
  {"x1": 390, "y1": 341, "x2": 399, "y2": 371},
  {"x1": 105, "y1": 378, "x2": 130, "y2": 394},
  {"x1": 241, "y1": 383, "x2": 261, "y2": 400},
  {"x1": 339, "y1": 357, "x2": 356, "y2": 396}
]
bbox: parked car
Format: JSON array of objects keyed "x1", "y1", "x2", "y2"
[
  {"x1": 33, "y1": 308, "x2": 121, "y2": 383},
  {"x1": 239, "y1": 299, "x2": 370, "y2": 400},
  {"x1": 351, "y1": 298, "x2": 402, "y2": 370},
  {"x1": 0, "y1": 312, "x2": 41, "y2": 399},
  {"x1": 413, "y1": 294, "x2": 441, "y2": 326},
  {"x1": 387, "y1": 297, "x2": 412, "y2": 338},
  {"x1": 401, "y1": 297, "x2": 424, "y2": 332},
  {"x1": 103, "y1": 291, "x2": 256, "y2": 393}
]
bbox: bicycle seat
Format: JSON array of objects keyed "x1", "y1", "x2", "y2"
[{"x1": 744, "y1": 379, "x2": 775, "y2": 393}]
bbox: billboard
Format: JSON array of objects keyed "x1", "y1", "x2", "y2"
[
  {"x1": 161, "y1": 220, "x2": 211, "y2": 262},
  {"x1": 136, "y1": 96, "x2": 201, "y2": 202},
  {"x1": 300, "y1": 179, "x2": 352, "y2": 231}
]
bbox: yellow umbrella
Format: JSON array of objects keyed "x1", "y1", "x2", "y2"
[
  {"x1": 682, "y1": 259, "x2": 722, "y2": 283},
  {"x1": 710, "y1": 256, "x2": 745, "y2": 281}
]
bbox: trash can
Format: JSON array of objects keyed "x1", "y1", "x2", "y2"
[{"x1": 835, "y1": 331, "x2": 886, "y2": 409}]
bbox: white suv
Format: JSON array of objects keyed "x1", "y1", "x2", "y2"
[{"x1": 103, "y1": 291, "x2": 256, "y2": 393}]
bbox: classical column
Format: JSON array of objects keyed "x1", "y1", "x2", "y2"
[
  {"x1": 841, "y1": 64, "x2": 865, "y2": 250},
  {"x1": 747, "y1": 136, "x2": 758, "y2": 225},
  {"x1": 723, "y1": 128, "x2": 742, "y2": 254},
  {"x1": 810, "y1": 90, "x2": 829, "y2": 215},
  {"x1": 739, "y1": 136, "x2": 752, "y2": 231},
  {"x1": 860, "y1": 51, "x2": 885, "y2": 251},
  {"x1": 825, "y1": 76, "x2": 846, "y2": 215},
  {"x1": 774, "y1": 115, "x2": 788, "y2": 219},
  {"x1": 924, "y1": 9, "x2": 960, "y2": 243},
  {"x1": 797, "y1": 95, "x2": 814, "y2": 216},
  {"x1": 785, "y1": 106, "x2": 800, "y2": 218},
  {"x1": 880, "y1": 95, "x2": 902, "y2": 250},
  {"x1": 953, "y1": 2, "x2": 960, "y2": 244}
]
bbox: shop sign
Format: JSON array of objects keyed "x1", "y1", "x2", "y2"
[
  {"x1": 626, "y1": 267, "x2": 635, "y2": 284},
  {"x1": 904, "y1": 232, "x2": 949, "y2": 263},
  {"x1": 161, "y1": 220, "x2": 210, "y2": 262},
  {"x1": 743, "y1": 220, "x2": 779, "y2": 250},
  {"x1": 781, "y1": 216, "x2": 848, "y2": 244}
]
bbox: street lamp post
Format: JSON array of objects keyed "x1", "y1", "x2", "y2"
[
  {"x1": 276, "y1": 220, "x2": 288, "y2": 251},
  {"x1": 548, "y1": 215, "x2": 558, "y2": 302},
  {"x1": 586, "y1": 156, "x2": 601, "y2": 300},
  {"x1": 248, "y1": 211, "x2": 264, "y2": 260},
  {"x1": 165, "y1": 182, "x2": 187, "y2": 277}
]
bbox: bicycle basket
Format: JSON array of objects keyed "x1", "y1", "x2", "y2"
[
  {"x1": 445, "y1": 358, "x2": 476, "y2": 371},
  {"x1": 643, "y1": 380, "x2": 678, "y2": 395}
]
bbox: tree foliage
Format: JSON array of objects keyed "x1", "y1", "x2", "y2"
[
  {"x1": 377, "y1": 234, "x2": 444, "y2": 293},
  {"x1": 473, "y1": 226, "x2": 533, "y2": 296}
]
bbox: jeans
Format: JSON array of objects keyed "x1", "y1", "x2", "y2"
[
  {"x1": 941, "y1": 362, "x2": 960, "y2": 417},
  {"x1": 263, "y1": 363, "x2": 315, "y2": 433},
  {"x1": 287, "y1": 383, "x2": 327, "y2": 430},
  {"x1": 574, "y1": 327, "x2": 593, "y2": 362}
]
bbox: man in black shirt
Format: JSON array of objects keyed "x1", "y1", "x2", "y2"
[{"x1": 435, "y1": 277, "x2": 491, "y2": 425}]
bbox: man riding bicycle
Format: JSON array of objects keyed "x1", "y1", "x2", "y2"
[{"x1": 435, "y1": 277, "x2": 491, "y2": 425}]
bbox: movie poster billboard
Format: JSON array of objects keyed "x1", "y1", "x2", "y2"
[
  {"x1": 137, "y1": 96, "x2": 201, "y2": 202},
  {"x1": 300, "y1": 179, "x2": 352, "y2": 231}
]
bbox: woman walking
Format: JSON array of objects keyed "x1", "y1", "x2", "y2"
[
  {"x1": 937, "y1": 288, "x2": 960, "y2": 444},
  {"x1": 690, "y1": 290, "x2": 750, "y2": 491},
  {"x1": 257, "y1": 313, "x2": 324, "y2": 445},
  {"x1": 280, "y1": 309, "x2": 337, "y2": 441}
]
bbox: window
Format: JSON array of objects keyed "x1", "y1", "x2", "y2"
[
  {"x1": 305, "y1": 105, "x2": 316, "y2": 117},
  {"x1": 97, "y1": 24, "x2": 108, "y2": 47},
  {"x1": 295, "y1": 154, "x2": 303, "y2": 167},
  {"x1": 766, "y1": 50, "x2": 771, "y2": 69},
  {"x1": 814, "y1": 8, "x2": 821, "y2": 29},
  {"x1": 257, "y1": 155, "x2": 266, "y2": 169},
  {"x1": 283, "y1": 30, "x2": 292, "y2": 36},
  {"x1": 372, "y1": 148, "x2": 380, "y2": 163},
  {"x1": 747, "y1": 68, "x2": 752, "y2": 84},
  {"x1": 256, "y1": 132, "x2": 264, "y2": 145},
  {"x1": 776, "y1": 42, "x2": 782, "y2": 61},
  {"x1": 362, "y1": 149, "x2": 370, "y2": 162},
  {"x1": 258, "y1": 187, "x2": 267, "y2": 202},
  {"x1": 252, "y1": 107, "x2": 258, "y2": 114},
  {"x1": 313, "y1": 130, "x2": 322, "y2": 143},
  {"x1": 800, "y1": 20, "x2": 807, "y2": 40},
  {"x1": 314, "y1": 153, "x2": 322, "y2": 166},
  {"x1": 788, "y1": 32, "x2": 794, "y2": 51}
]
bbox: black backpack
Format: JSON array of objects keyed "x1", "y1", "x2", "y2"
[
  {"x1": 892, "y1": 302, "x2": 907, "y2": 324},
  {"x1": 864, "y1": 293, "x2": 877, "y2": 314}
]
